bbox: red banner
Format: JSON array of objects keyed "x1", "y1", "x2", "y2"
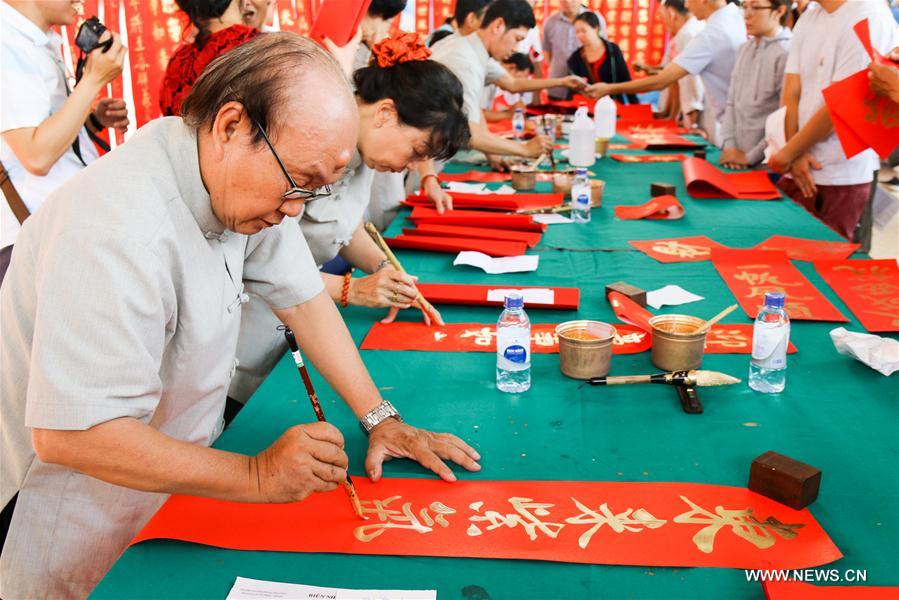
[
  {"x1": 406, "y1": 193, "x2": 562, "y2": 212},
  {"x1": 753, "y1": 236, "x2": 860, "y2": 262},
  {"x1": 360, "y1": 322, "x2": 794, "y2": 355},
  {"x1": 415, "y1": 283, "x2": 580, "y2": 310},
  {"x1": 629, "y1": 236, "x2": 729, "y2": 263},
  {"x1": 683, "y1": 158, "x2": 781, "y2": 200},
  {"x1": 409, "y1": 207, "x2": 547, "y2": 232},
  {"x1": 711, "y1": 250, "x2": 848, "y2": 322},
  {"x1": 132, "y1": 478, "x2": 841, "y2": 570},
  {"x1": 405, "y1": 224, "x2": 543, "y2": 248},
  {"x1": 610, "y1": 154, "x2": 688, "y2": 163},
  {"x1": 385, "y1": 234, "x2": 528, "y2": 257},
  {"x1": 439, "y1": 171, "x2": 512, "y2": 183},
  {"x1": 614, "y1": 195, "x2": 685, "y2": 220},
  {"x1": 814, "y1": 259, "x2": 899, "y2": 332}
]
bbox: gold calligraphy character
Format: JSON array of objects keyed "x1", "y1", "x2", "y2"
[
  {"x1": 460, "y1": 327, "x2": 496, "y2": 346},
  {"x1": 565, "y1": 498, "x2": 666, "y2": 549},
  {"x1": 673, "y1": 496, "x2": 804, "y2": 554},
  {"x1": 532, "y1": 331, "x2": 557, "y2": 347},
  {"x1": 353, "y1": 496, "x2": 456, "y2": 543},
  {"x1": 467, "y1": 497, "x2": 565, "y2": 541}
]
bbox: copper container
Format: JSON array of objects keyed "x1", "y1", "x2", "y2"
[
  {"x1": 556, "y1": 320, "x2": 616, "y2": 379},
  {"x1": 595, "y1": 138, "x2": 610, "y2": 157},
  {"x1": 649, "y1": 314, "x2": 707, "y2": 372},
  {"x1": 552, "y1": 173, "x2": 605, "y2": 207},
  {"x1": 510, "y1": 168, "x2": 537, "y2": 190}
]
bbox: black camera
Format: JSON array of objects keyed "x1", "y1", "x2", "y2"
[{"x1": 75, "y1": 16, "x2": 113, "y2": 54}]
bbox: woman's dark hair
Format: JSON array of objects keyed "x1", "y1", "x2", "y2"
[
  {"x1": 428, "y1": 29, "x2": 454, "y2": 47},
  {"x1": 175, "y1": 0, "x2": 232, "y2": 42},
  {"x1": 659, "y1": 0, "x2": 688, "y2": 15},
  {"x1": 770, "y1": 0, "x2": 792, "y2": 25},
  {"x1": 574, "y1": 12, "x2": 602, "y2": 31},
  {"x1": 503, "y1": 52, "x2": 535, "y2": 74},
  {"x1": 369, "y1": 0, "x2": 407, "y2": 20},
  {"x1": 354, "y1": 60, "x2": 470, "y2": 161},
  {"x1": 481, "y1": 0, "x2": 536, "y2": 31}
]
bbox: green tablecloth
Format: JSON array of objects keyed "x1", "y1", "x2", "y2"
[{"x1": 93, "y1": 141, "x2": 899, "y2": 599}]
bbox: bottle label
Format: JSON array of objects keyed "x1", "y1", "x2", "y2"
[
  {"x1": 751, "y1": 322, "x2": 789, "y2": 369},
  {"x1": 498, "y1": 331, "x2": 530, "y2": 371},
  {"x1": 575, "y1": 192, "x2": 590, "y2": 207}
]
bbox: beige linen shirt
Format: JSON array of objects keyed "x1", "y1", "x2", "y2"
[
  {"x1": 228, "y1": 152, "x2": 373, "y2": 403},
  {"x1": 431, "y1": 32, "x2": 505, "y2": 124},
  {"x1": 0, "y1": 117, "x2": 324, "y2": 599}
]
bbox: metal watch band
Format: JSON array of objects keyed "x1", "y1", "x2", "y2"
[{"x1": 359, "y1": 400, "x2": 403, "y2": 435}]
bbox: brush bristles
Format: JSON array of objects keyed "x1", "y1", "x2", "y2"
[{"x1": 690, "y1": 370, "x2": 741, "y2": 387}]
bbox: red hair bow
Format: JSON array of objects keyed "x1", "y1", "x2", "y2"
[{"x1": 370, "y1": 32, "x2": 431, "y2": 68}]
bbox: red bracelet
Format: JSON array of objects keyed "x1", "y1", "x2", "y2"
[{"x1": 341, "y1": 270, "x2": 353, "y2": 308}]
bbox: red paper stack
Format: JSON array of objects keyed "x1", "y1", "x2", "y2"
[
  {"x1": 683, "y1": 157, "x2": 780, "y2": 200},
  {"x1": 403, "y1": 224, "x2": 542, "y2": 248},
  {"x1": 438, "y1": 171, "x2": 511, "y2": 183},
  {"x1": 408, "y1": 207, "x2": 547, "y2": 232},
  {"x1": 405, "y1": 192, "x2": 562, "y2": 212}
]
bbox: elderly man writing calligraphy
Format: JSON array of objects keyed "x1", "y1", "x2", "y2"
[{"x1": 0, "y1": 34, "x2": 480, "y2": 599}]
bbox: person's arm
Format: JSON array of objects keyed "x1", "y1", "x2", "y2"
[
  {"x1": 661, "y1": 80, "x2": 681, "y2": 120},
  {"x1": 495, "y1": 72, "x2": 585, "y2": 94},
  {"x1": 869, "y1": 59, "x2": 899, "y2": 103},
  {"x1": 483, "y1": 107, "x2": 516, "y2": 121},
  {"x1": 274, "y1": 292, "x2": 479, "y2": 481},
  {"x1": 769, "y1": 103, "x2": 831, "y2": 198},
  {"x1": 469, "y1": 119, "x2": 551, "y2": 158},
  {"x1": 584, "y1": 62, "x2": 687, "y2": 99},
  {"x1": 782, "y1": 73, "x2": 801, "y2": 139},
  {"x1": 2, "y1": 34, "x2": 125, "y2": 176},
  {"x1": 718, "y1": 61, "x2": 743, "y2": 167}
]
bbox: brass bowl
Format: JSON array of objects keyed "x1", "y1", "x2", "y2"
[
  {"x1": 648, "y1": 314, "x2": 707, "y2": 372},
  {"x1": 556, "y1": 320, "x2": 616, "y2": 379},
  {"x1": 510, "y1": 168, "x2": 537, "y2": 190}
]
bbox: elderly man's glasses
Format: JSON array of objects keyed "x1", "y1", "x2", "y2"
[{"x1": 253, "y1": 119, "x2": 332, "y2": 202}]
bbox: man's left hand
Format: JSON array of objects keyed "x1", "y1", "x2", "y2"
[
  {"x1": 584, "y1": 82, "x2": 611, "y2": 100},
  {"x1": 365, "y1": 418, "x2": 481, "y2": 482},
  {"x1": 562, "y1": 75, "x2": 588, "y2": 92},
  {"x1": 869, "y1": 60, "x2": 899, "y2": 104},
  {"x1": 93, "y1": 97, "x2": 129, "y2": 133}
]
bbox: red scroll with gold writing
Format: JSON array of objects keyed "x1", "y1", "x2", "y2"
[
  {"x1": 814, "y1": 259, "x2": 899, "y2": 332},
  {"x1": 753, "y1": 236, "x2": 860, "y2": 262},
  {"x1": 131, "y1": 478, "x2": 841, "y2": 570},
  {"x1": 614, "y1": 195, "x2": 685, "y2": 220},
  {"x1": 711, "y1": 250, "x2": 847, "y2": 322},
  {"x1": 629, "y1": 236, "x2": 729, "y2": 263},
  {"x1": 610, "y1": 154, "x2": 688, "y2": 163}
]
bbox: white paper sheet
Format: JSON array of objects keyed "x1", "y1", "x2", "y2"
[
  {"x1": 445, "y1": 181, "x2": 487, "y2": 194},
  {"x1": 533, "y1": 213, "x2": 572, "y2": 225},
  {"x1": 453, "y1": 251, "x2": 538, "y2": 274},
  {"x1": 763, "y1": 106, "x2": 786, "y2": 164},
  {"x1": 830, "y1": 327, "x2": 899, "y2": 376},
  {"x1": 487, "y1": 288, "x2": 555, "y2": 304},
  {"x1": 492, "y1": 184, "x2": 516, "y2": 195},
  {"x1": 646, "y1": 285, "x2": 704, "y2": 309},
  {"x1": 226, "y1": 577, "x2": 436, "y2": 600}
]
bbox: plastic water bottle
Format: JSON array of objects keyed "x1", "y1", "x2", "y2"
[
  {"x1": 570, "y1": 167, "x2": 591, "y2": 223},
  {"x1": 496, "y1": 293, "x2": 531, "y2": 393},
  {"x1": 513, "y1": 107, "x2": 525, "y2": 139},
  {"x1": 749, "y1": 292, "x2": 790, "y2": 393},
  {"x1": 593, "y1": 96, "x2": 617, "y2": 140},
  {"x1": 568, "y1": 106, "x2": 595, "y2": 167}
]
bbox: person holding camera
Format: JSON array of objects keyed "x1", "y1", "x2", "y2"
[
  {"x1": 1, "y1": 0, "x2": 127, "y2": 283},
  {"x1": 0, "y1": 0, "x2": 128, "y2": 281}
]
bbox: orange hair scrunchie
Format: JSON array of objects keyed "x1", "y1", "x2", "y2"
[{"x1": 370, "y1": 32, "x2": 431, "y2": 68}]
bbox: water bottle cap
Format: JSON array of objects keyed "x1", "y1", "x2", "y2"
[
  {"x1": 764, "y1": 291, "x2": 786, "y2": 308},
  {"x1": 504, "y1": 292, "x2": 524, "y2": 309}
]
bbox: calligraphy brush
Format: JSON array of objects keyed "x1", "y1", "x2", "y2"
[
  {"x1": 280, "y1": 326, "x2": 367, "y2": 520},
  {"x1": 541, "y1": 116, "x2": 557, "y2": 171},
  {"x1": 364, "y1": 222, "x2": 441, "y2": 324},
  {"x1": 695, "y1": 304, "x2": 739, "y2": 335},
  {"x1": 583, "y1": 370, "x2": 741, "y2": 388}
]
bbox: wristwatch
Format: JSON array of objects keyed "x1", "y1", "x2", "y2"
[{"x1": 359, "y1": 400, "x2": 403, "y2": 435}]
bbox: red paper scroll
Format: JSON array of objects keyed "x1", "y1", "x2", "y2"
[
  {"x1": 405, "y1": 192, "x2": 562, "y2": 211},
  {"x1": 621, "y1": 125, "x2": 702, "y2": 150},
  {"x1": 384, "y1": 235, "x2": 527, "y2": 257},
  {"x1": 629, "y1": 236, "x2": 729, "y2": 263},
  {"x1": 361, "y1": 322, "x2": 651, "y2": 355},
  {"x1": 616, "y1": 104, "x2": 655, "y2": 121},
  {"x1": 132, "y1": 478, "x2": 841, "y2": 570},
  {"x1": 814, "y1": 259, "x2": 899, "y2": 332},
  {"x1": 683, "y1": 158, "x2": 780, "y2": 200},
  {"x1": 415, "y1": 283, "x2": 580, "y2": 310},
  {"x1": 439, "y1": 171, "x2": 511, "y2": 183},
  {"x1": 409, "y1": 207, "x2": 547, "y2": 232},
  {"x1": 405, "y1": 225, "x2": 542, "y2": 248},
  {"x1": 309, "y1": 0, "x2": 371, "y2": 46},
  {"x1": 763, "y1": 580, "x2": 899, "y2": 600},
  {"x1": 608, "y1": 291, "x2": 654, "y2": 332},
  {"x1": 711, "y1": 250, "x2": 847, "y2": 322},
  {"x1": 822, "y1": 20, "x2": 899, "y2": 159},
  {"x1": 610, "y1": 154, "x2": 688, "y2": 163},
  {"x1": 360, "y1": 321, "x2": 794, "y2": 355},
  {"x1": 753, "y1": 236, "x2": 860, "y2": 262},
  {"x1": 614, "y1": 195, "x2": 685, "y2": 220}
]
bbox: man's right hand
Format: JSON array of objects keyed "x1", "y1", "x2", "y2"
[
  {"x1": 253, "y1": 422, "x2": 348, "y2": 503},
  {"x1": 82, "y1": 31, "x2": 126, "y2": 88},
  {"x1": 522, "y1": 134, "x2": 553, "y2": 158}
]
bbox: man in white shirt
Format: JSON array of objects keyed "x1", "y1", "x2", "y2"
[
  {"x1": 542, "y1": 0, "x2": 606, "y2": 99},
  {"x1": 666, "y1": 0, "x2": 706, "y2": 128},
  {"x1": 584, "y1": 0, "x2": 746, "y2": 146},
  {"x1": 770, "y1": 0, "x2": 898, "y2": 239},
  {"x1": 0, "y1": 0, "x2": 128, "y2": 280}
]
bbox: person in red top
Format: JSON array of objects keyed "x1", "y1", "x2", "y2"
[{"x1": 159, "y1": 0, "x2": 258, "y2": 116}]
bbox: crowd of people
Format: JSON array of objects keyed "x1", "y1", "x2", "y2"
[{"x1": 0, "y1": 0, "x2": 898, "y2": 597}]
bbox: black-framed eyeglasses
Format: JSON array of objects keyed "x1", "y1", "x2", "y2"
[
  {"x1": 741, "y1": 4, "x2": 775, "y2": 13},
  {"x1": 253, "y1": 119, "x2": 332, "y2": 202}
]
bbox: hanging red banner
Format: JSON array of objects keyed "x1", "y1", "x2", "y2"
[
  {"x1": 610, "y1": 154, "x2": 688, "y2": 163},
  {"x1": 683, "y1": 158, "x2": 781, "y2": 200},
  {"x1": 359, "y1": 322, "x2": 794, "y2": 355},
  {"x1": 753, "y1": 236, "x2": 860, "y2": 262},
  {"x1": 598, "y1": 0, "x2": 667, "y2": 71},
  {"x1": 629, "y1": 236, "x2": 730, "y2": 263},
  {"x1": 813, "y1": 259, "x2": 899, "y2": 333},
  {"x1": 614, "y1": 195, "x2": 685, "y2": 220},
  {"x1": 711, "y1": 250, "x2": 848, "y2": 322},
  {"x1": 131, "y1": 478, "x2": 841, "y2": 570}
]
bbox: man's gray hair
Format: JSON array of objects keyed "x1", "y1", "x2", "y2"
[{"x1": 182, "y1": 33, "x2": 349, "y2": 144}]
